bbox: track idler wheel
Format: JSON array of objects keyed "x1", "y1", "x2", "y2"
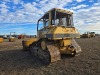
[
  {"x1": 68, "y1": 45, "x2": 76, "y2": 56},
  {"x1": 41, "y1": 40, "x2": 47, "y2": 50}
]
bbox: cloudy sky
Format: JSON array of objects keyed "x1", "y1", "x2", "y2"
[{"x1": 0, "y1": 0, "x2": 100, "y2": 35}]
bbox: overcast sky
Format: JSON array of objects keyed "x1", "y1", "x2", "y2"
[{"x1": 0, "y1": 0, "x2": 100, "y2": 35}]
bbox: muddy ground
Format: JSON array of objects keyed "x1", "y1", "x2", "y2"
[{"x1": 0, "y1": 37, "x2": 100, "y2": 75}]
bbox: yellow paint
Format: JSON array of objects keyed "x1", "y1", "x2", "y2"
[
  {"x1": 50, "y1": 26, "x2": 73, "y2": 33},
  {"x1": 23, "y1": 38, "x2": 37, "y2": 47},
  {"x1": 59, "y1": 39, "x2": 74, "y2": 54},
  {"x1": 9, "y1": 38, "x2": 15, "y2": 42},
  {"x1": 0, "y1": 38, "x2": 3, "y2": 43},
  {"x1": 60, "y1": 39, "x2": 71, "y2": 47},
  {"x1": 46, "y1": 26, "x2": 80, "y2": 39}
]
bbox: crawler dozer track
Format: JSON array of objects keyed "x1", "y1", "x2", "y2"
[{"x1": 29, "y1": 40, "x2": 61, "y2": 64}]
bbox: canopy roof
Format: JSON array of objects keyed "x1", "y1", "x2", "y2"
[
  {"x1": 39, "y1": 8, "x2": 73, "y2": 20},
  {"x1": 49, "y1": 8, "x2": 73, "y2": 14}
]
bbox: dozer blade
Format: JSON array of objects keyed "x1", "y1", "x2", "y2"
[{"x1": 71, "y1": 39, "x2": 82, "y2": 54}]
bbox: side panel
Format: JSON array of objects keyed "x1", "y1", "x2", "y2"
[
  {"x1": 46, "y1": 34, "x2": 80, "y2": 39},
  {"x1": 46, "y1": 26, "x2": 80, "y2": 39},
  {"x1": 22, "y1": 38, "x2": 37, "y2": 50}
]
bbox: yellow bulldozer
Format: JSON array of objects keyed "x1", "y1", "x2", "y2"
[
  {"x1": 90, "y1": 32, "x2": 95, "y2": 37},
  {"x1": 82, "y1": 32, "x2": 95, "y2": 38},
  {"x1": 81, "y1": 32, "x2": 91, "y2": 38},
  {"x1": 22, "y1": 8, "x2": 81, "y2": 64}
]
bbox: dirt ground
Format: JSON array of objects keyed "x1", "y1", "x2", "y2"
[{"x1": 0, "y1": 37, "x2": 100, "y2": 75}]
